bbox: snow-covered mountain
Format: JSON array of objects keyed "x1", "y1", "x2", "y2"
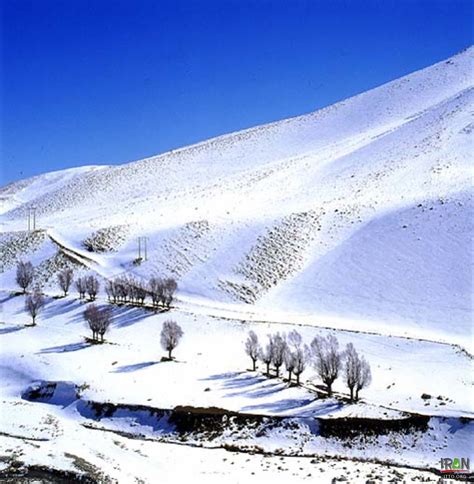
[
  {"x1": 1, "y1": 48, "x2": 473, "y2": 483},
  {"x1": 1, "y1": 47, "x2": 472, "y2": 346}
]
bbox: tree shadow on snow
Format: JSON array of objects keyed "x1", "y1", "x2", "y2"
[
  {"x1": 221, "y1": 374, "x2": 268, "y2": 390},
  {"x1": 236, "y1": 381, "x2": 286, "y2": 399},
  {"x1": 242, "y1": 399, "x2": 342, "y2": 416},
  {"x1": 202, "y1": 372, "x2": 283, "y2": 397},
  {"x1": 0, "y1": 293, "x2": 17, "y2": 304},
  {"x1": 111, "y1": 361, "x2": 159, "y2": 373},
  {"x1": 38, "y1": 341, "x2": 89, "y2": 354},
  {"x1": 200, "y1": 372, "x2": 267, "y2": 391},
  {"x1": 200, "y1": 372, "x2": 245, "y2": 381},
  {"x1": 0, "y1": 326, "x2": 26, "y2": 335},
  {"x1": 111, "y1": 306, "x2": 154, "y2": 329}
]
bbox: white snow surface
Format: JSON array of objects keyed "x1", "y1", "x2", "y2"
[
  {"x1": 0, "y1": 47, "x2": 473, "y2": 482},
  {"x1": 1, "y1": 47, "x2": 473, "y2": 349}
]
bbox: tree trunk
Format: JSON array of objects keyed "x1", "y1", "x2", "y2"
[
  {"x1": 296, "y1": 373, "x2": 300, "y2": 385},
  {"x1": 275, "y1": 366, "x2": 279, "y2": 377},
  {"x1": 266, "y1": 362, "x2": 270, "y2": 376},
  {"x1": 355, "y1": 388, "x2": 359, "y2": 401},
  {"x1": 350, "y1": 387, "x2": 354, "y2": 402},
  {"x1": 252, "y1": 359, "x2": 256, "y2": 371},
  {"x1": 327, "y1": 382, "x2": 332, "y2": 396},
  {"x1": 168, "y1": 348, "x2": 172, "y2": 359},
  {"x1": 288, "y1": 370, "x2": 292, "y2": 382}
]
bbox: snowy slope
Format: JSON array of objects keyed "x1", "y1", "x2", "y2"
[
  {"x1": 1, "y1": 47, "x2": 473, "y2": 346},
  {"x1": 1, "y1": 48, "x2": 473, "y2": 483}
]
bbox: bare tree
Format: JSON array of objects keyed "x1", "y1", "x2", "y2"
[
  {"x1": 114, "y1": 277, "x2": 128, "y2": 303},
  {"x1": 119, "y1": 275, "x2": 135, "y2": 303},
  {"x1": 284, "y1": 330, "x2": 301, "y2": 382},
  {"x1": 134, "y1": 280, "x2": 147, "y2": 306},
  {"x1": 356, "y1": 359, "x2": 372, "y2": 401},
  {"x1": 160, "y1": 320, "x2": 183, "y2": 359},
  {"x1": 126, "y1": 277, "x2": 135, "y2": 303},
  {"x1": 284, "y1": 349, "x2": 295, "y2": 382},
  {"x1": 96, "y1": 307, "x2": 112, "y2": 342},
  {"x1": 287, "y1": 329, "x2": 302, "y2": 349},
  {"x1": 292, "y1": 345, "x2": 309, "y2": 385},
  {"x1": 285, "y1": 330, "x2": 308, "y2": 385},
  {"x1": 163, "y1": 278, "x2": 177, "y2": 308},
  {"x1": 25, "y1": 289, "x2": 45, "y2": 325},
  {"x1": 344, "y1": 343, "x2": 372, "y2": 401},
  {"x1": 85, "y1": 275, "x2": 100, "y2": 301},
  {"x1": 244, "y1": 331, "x2": 261, "y2": 371},
  {"x1": 149, "y1": 276, "x2": 159, "y2": 307},
  {"x1": 75, "y1": 276, "x2": 87, "y2": 299},
  {"x1": 84, "y1": 304, "x2": 100, "y2": 341},
  {"x1": 16, "y1": 261, "x2": 34, "y2": 293},
  {"x1": 57, "y1": 268, "x2": 74, "y2": 296},
  {"x1": 311, "y1": 334, "x2": 342, "y2": 396},
  {"x1": 149, "y1": 276, "x2": 163, "y2": 309},
  {"x1": 259, "y1": 335, "x2": 274, "y2": 376},
  {"x1": 84, "y1": 304, "x2": 112, "y2": 343},
  {"x1": 122, "y1": 276, "x2": 146, "y2": 305},
  {"x1": 128, "y1": 276, "x2": 139, "y2": 303},
  {"x1": 105, "y1": 280, "x2": 117, "y2": 303},
  {"x1": 271, "y1": 333, "x2": 287, "y2": 378}
]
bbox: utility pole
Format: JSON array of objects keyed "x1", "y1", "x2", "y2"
[
  {"x1": 27, "y1": 207, "x2": 37, "y2": 232},
  {"x1": 137, "y1": 236, "x2": 149, "y2": 261},
  {"x1": 143, "y1": 236, "x2": 148, "y2": 261}
]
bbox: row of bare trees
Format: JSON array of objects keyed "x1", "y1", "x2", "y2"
[
  {"x1": 245, "y1": 331, "x2": 371, "y2": 402},
  {"x1": 106, "y1": 276, "x2": 145, "y2": 305},
  {"x1": 246, "y1": 330, "x2": 308, "y2": 384},
  {"x1": 16, "y1": 261, "x2": 177, "y2": 310},
  {"x1": 149, "y1": 277, "x2": 177, "y2": 309},
  {"x1": 105, "y1": 276, "x2": 176, "y2": 308},
  {"x1": 75, "y1": 275, "x2": 100, "y2": 300},
  {"x1": 15, "y1": 262, "x2": 178, "y2": 338}
]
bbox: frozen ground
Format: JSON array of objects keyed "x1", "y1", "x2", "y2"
[{"x1": 0, "y1": 47, "x2": 473, "y2": 482}]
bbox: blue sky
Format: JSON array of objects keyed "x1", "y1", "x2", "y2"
[{"x1": 1, "y1": 0, "x2": 472, "y2": 183}]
